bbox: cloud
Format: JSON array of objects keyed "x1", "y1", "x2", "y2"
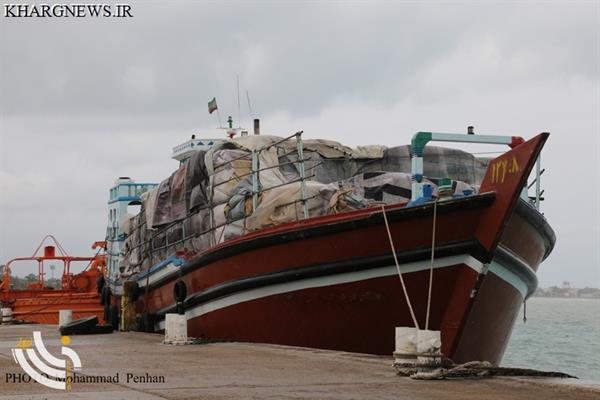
[
  {"x1": 0, "y1": 2, "x2": 598, "y2": 286},
  {"x1": 2, "y1": 2, "x2": 595, "y2": 120}
]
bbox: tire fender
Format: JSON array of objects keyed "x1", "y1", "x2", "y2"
[{"x1": 173, "y1": 280, "x2": 187, "y2": 303}]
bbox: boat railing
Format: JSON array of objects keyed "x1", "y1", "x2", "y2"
[
  {"x1": 525, "y1": 156, "x2": 544, "y2": 212},
  {"x1": 1, "y1": 236, "x2": 106, "y2": 292},
  {"x1": 121, "y1": 131, "x2": 318, "y2": 270},
  {"x1": 410, "y1": 130, "x2": 546, "y2": 212}
]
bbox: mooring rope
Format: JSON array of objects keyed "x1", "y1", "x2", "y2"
[
  {"x1": 425, "y1": 199, "x2": 438, "y2": 331},
  {"x1": 394, "y1": 360, "x2": 576, "y2": 380},
  {"x1": 380, "y1": 205, "x2": 420, "y2": 329}
]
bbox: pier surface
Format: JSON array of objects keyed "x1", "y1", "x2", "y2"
[{"x1": 0, "y1": 324, "x2": 597, "y2": 400}]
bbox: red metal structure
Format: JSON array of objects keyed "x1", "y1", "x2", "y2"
[{"x1": 0, "y1": 236, "x2": 106, "y2": 324}]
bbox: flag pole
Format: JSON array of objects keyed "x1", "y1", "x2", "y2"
[{"x1": 216, "y1": 108, "x2": 223, "y2": 128}]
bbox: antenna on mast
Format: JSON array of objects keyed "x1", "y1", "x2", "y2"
[
  {"x1": 216, "y1": 108, "x2": 223, "y2": 128},
  {"x1": 246, "y1": 90, "x2": 253, "y2": 120}
]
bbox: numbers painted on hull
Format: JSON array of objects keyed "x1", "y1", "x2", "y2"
[{"x1": 490, "y1": 156, "x2": 520, "y2": 184}]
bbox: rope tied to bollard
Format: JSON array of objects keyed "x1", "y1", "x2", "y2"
[
  {"x1": 380, "y1": 204, "x2": 419, "y2": 329},
  {"x1": 425, "y1": 198, "x2": 438, "y2": 331}
]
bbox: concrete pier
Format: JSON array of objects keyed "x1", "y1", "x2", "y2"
[{"x1": 0, "y1": 324, "x2": 598, "y2": 400}]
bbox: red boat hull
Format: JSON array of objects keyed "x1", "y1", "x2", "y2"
[{"x1": 120, "y1": 196, "x2": 551, "y2": 364}]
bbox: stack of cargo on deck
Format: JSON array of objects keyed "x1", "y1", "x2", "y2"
[{"x1": 118, "y1": 135, "x2": 488, "y2": 278}]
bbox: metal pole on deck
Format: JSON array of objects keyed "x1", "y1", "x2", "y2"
[
  {"x1": 296, "y1": 131, "x2": 309, "y2": 219},
  {"x1": 252, "y1": 150, "x2": 258, "y2": 212},
  {"x1": 535, "y1": 155, "x2": 541, "y2": 211},
  {"x1": 208, "y1": 177, "x2": 215, "y2": 247}
]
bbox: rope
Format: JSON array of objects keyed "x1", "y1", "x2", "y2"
[
  {"x1": 380, "y1": 205, "x2": 419, "y2": 329},
  {"x1": 80, "y1": 248, "x2": 103, "y2": 273},
  {"x1": 425, "y1": 199, "x2": 438, "y2": 330},
  {"x1": 395, "y1": 360, "x2": 576, "y2": 380}
]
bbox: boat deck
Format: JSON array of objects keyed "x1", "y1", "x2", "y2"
[{"x1": 0, "y1": 324, "x2": 597, "y2": 399}]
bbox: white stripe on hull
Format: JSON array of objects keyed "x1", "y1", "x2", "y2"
[
  {"x1": 488, "y1": 261, "x2": 527, "y2": 298},
  {"x1": 136, "y1": 249, "x2": 534, "y2": 304},
  {"x1": 488, "y1": 246, "x2": 533, "y2": 299},
  {"x1": 157, "y1": 254, "x2": 484, "y2": 329}
]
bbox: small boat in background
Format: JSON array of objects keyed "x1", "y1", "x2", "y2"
[{"x1": 0, "y1": 236, "x2": 106, "y2": 324}]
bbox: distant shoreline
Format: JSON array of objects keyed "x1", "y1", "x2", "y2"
[
  {"x1": 532, "y1": 287, "x2": 600, "y2": 299},
  {"x1": 531, "y1": 295, "x2": 600, "y2": 300}
]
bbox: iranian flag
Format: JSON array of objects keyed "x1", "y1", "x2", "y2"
[{"x1": 208, "y1": 97, "x2": 218, "y2": 114}]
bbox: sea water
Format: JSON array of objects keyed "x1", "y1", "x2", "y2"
[{"x1": 502, "y1": 297, "x2": 600, "y2": 382}]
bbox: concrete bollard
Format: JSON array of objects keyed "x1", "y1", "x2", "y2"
[
  {"x1": 1, "y1": 308, "x2": 12, "y2": 325},
  {"x1": 58, "y1": 310, "x2": 73, "y2": 327},
  {"x1": 393, "y1": 327, "x2": 418, "y2": 365},
  {"x1": 417, "y1": 329, "x2": 442, "y2": 365},
  {"x1": 164, "y1": 313, "x2": 187, "y2": 344}
]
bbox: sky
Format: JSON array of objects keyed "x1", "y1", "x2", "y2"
[{"x1": 0, "y1": 1, "x2": 598, "y2": 288}]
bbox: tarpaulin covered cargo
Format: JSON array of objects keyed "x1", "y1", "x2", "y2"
[{"x1": 116, "y1": 135, "x2": 484, "y2": 277}]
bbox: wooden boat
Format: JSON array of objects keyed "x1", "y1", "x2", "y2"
[{"x1": 104, "y1": 128, "x2": 552, "y2": 365}]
